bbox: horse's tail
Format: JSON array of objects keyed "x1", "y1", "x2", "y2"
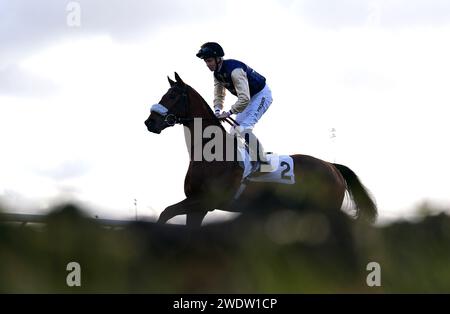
[{"x1": 333, "y1": 163, "x2": 378, "y2": 223}]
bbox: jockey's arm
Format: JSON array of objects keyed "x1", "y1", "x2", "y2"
[
  {"x1": 230, "y1": 68, "x2": 251, "y2": 114},
  {"x1": 213, "y1": 77, "x2": 226, "y2": 113}
]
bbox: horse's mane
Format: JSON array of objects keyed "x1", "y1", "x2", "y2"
[{"x1": 185, "y1": 83, "x2": 227, "y2": 133}]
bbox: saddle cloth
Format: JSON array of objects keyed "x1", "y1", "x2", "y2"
[{"x1": 237, "y1": 144, "x2": 296, "y2": 185}]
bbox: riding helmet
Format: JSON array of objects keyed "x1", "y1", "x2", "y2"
[{"x1": 196, "y1": 42, "x2": 225, "y2": 59}]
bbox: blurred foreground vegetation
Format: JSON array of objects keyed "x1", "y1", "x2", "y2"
[{"x1": 1, "y1": 203, "x2": 450, "y2": 293}]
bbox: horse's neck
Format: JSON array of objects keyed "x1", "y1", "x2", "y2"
[
  {"x1": 183, "y1": 90, "x2": 232, "y2": 161},
  {"x1": 187, "y1": 90, "x2": 219, "y2": 127}
]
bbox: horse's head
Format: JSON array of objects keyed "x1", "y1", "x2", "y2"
[{"x1": 145, "y1": 72, "x2": 191, "y2": 134}]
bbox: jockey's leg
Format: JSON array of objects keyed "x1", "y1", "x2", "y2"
[
  {"x1": 232, "y1": 126, "x2": 270, "y2": 172},
  {"x1": 233, "y1": 84, "x2": 273, "y2": 169},
  {"x1": 230, "y1": 126, "x2": 264, "y2": 160},
  {"x1": 243, "y1": 129, "x2": 268, "y2": 163}
]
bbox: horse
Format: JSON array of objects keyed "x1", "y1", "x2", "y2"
[{"x1": 144, "y1": 73, "x2": 377, "y2": 228}]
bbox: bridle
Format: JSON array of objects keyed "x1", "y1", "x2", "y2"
[
  {"x1": 164, "y1": 86, "x2": 192, "y2": 126},
  {"x1": 151, "y1": 85, "x2": 239, "y2": 128}
]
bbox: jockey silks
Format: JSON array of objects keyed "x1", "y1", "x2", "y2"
[{"x1": 214, "y1": 59, "x2": 266, "y2": 99}]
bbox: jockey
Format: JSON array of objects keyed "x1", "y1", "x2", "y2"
[{"x1": 196, "y1": 42, "x2": 273, "y2": 171}]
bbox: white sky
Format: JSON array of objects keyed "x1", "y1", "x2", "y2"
[{"x1": 1, "y1": 0, "x2": 450, "y2": 223}]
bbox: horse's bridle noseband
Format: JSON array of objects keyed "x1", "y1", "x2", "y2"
[
  {"x1": 151, "y1": 86, "x2": 192, "y2": 126},
  {"x1": 163, "y1": 113, "x2": 179, "y2": 126}
]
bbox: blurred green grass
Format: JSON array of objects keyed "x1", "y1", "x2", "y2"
[{"x1": 1, "y1": 203, "x2": 449, "y2": 293}]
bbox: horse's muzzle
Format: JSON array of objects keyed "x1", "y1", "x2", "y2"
[{"x1": 145, "y1": 120, "x2": 161, "y2": 134}]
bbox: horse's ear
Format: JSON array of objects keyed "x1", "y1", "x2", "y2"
[
  {"x1": 174, "y1": 72, "x2": 185, "y2": 86},
  {"x1": 167, "y1": 76, "x2": 176, "y2": 87}
]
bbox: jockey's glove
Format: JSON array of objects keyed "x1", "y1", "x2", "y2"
[{"x1": 217, "y1": 110, "x2": 232, "y2": 119}]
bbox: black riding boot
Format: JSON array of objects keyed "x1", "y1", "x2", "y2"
[{"x1": 244, "y1": 131, "x2": 269, "y2": 172}]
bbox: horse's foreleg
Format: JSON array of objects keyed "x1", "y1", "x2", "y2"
[
  {"x1": 186, "y1": 211, "x2": 208, "y2": 228},
  {"x1": 157, "y1": 198, "x2": 206, "y2": 225},
  {"x1": 158, "y1": 199, "x2": 193, "y2": 224}
]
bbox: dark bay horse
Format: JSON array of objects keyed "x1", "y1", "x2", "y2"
[{"x1": 144, "y1": 73, "x2": 377, "y2": 227}]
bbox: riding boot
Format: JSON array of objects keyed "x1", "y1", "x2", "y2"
[{"x1": 243, "y1": 131, "x2": 270, "y2": 173}]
